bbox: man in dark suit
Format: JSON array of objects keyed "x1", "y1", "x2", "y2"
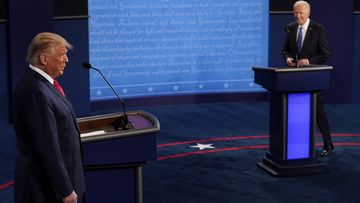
[
  {"x1": 282, "y1": 1, "x2": 334, "y2": 157},
  {"x1": 12, "y1": 32, "x2": 85, "y2": 202}
]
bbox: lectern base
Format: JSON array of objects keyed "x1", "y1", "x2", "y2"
[{"x1": 257, "y1": 153, "x2": 328, "y2": 177}]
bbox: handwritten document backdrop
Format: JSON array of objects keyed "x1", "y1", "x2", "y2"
[{"x1": 89, "y1": 0, "x2": 268, "y2": 100}]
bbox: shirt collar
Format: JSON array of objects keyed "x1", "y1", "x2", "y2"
[
  {"x1": 29, "y1": 64, "x2": 54, "y2": 85},
  {"x1": 299, "y1": 18, "x2": 310, "y2": 31}
]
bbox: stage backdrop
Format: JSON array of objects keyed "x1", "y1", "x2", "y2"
[{"x1": 88, "y1": 0, "x2": 269, "y2": 101}]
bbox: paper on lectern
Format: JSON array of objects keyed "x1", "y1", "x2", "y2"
[{"x1": 80, "y1": 130, "x2": 106, "y2": 138}]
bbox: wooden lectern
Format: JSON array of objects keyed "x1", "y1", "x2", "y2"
[
  {"x1": 77, "y1": 110, "x2": 159, "y2": 203},
  {"x1": 253, "y1": 65, "x2": 332, "y2": 176}
]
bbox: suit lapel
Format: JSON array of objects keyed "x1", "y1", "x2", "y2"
[
  {"x1": 27, "y1": 69, "x2": 80, "y2": 132},
  {"x1": 47, "y1": 83, "x2": 78, "y2": 119},
  {"x1": 289, "y1": 24, "x2": 298, "y2": 54},
  {"x1": 47, "y1": 82, "x2": 82, "y2": 133},
  {"x1": 300, "y1": 21, "x2": 314, "y2": 54}
]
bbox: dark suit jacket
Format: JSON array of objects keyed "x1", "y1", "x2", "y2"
[
  {"x1": 281, "y1": 20, "x2": 333, "y2": 148},
  {"x1": 282, "y1": 20, "x2": 331, "y2": 64},
  {"x1": 12, "y1": 68, "x2": 85, "y2": 203}
]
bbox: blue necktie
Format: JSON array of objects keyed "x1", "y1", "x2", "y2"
[{"x1": 297, "y1": 27, "x2": 303, "y2": 52}]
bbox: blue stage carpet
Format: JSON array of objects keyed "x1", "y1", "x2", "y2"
[{"x1": 1, "y1": 102, "x2": 360, "y2": 202}]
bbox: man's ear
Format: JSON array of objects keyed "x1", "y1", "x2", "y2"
[{"x1": 39, "y1": 54, "x2": 47, "y2": 65}]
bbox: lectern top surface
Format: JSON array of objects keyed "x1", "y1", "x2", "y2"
[
  {"x1": 252, "y1": 65, "x2": 333, "y2": 73},
  {"x1": 77, "y1": 110, "x2": 160, "y2": 143}
]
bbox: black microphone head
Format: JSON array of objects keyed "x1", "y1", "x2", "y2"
[{"x1": 82, "y1": 62, "x2": 92, "y2": 69}]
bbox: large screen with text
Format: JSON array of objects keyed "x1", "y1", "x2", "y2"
[{"x1": 88, "y1": 0, "x2": 268, "y2": 101}]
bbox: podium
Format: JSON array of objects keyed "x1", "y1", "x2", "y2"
[
  {"x1": 77, "y1": 110, "x2": 159, "y2": 203},
  {"x1": 252, "y1": 65, "x2": 332, "y2": 176}
]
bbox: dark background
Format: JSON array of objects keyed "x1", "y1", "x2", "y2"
[
  {"x1": 53, "y1": 0, "x2": 87, "y2": 17},
  {"x1": 270, "y1": 0, "x2": 309, "y2": 11},
  {"x1": 0, "y1": 0, "x2": 5, "y2": 20},
  {"x1": 355, "y1": 0, "x2": 360, "y2": 11},
  {"x1": 0, "y1": 0, "x2": 356, "y2": 20}
]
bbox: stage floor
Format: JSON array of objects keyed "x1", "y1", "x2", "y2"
[{"x1": 1, "y1": 101, "x2": 360, "y2": 202}]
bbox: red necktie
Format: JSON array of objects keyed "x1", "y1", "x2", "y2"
[{"x1": 53, "y1": 79, "x2": 65, "y2": 96}]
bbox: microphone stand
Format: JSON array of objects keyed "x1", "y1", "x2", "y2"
[
  {"x1": 296, "y1": 54, "x2": 300, "y2": 68},
  {"x1": 90, "y1": 66, "x2": 131, "y2": 130}
]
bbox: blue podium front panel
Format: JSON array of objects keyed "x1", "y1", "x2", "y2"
[{"x1": 287, "y1": 93, "x2": 311, "y2": 159}]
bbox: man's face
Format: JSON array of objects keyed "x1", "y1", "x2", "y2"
[
  {"x1": 43, "y1": 44, "x2": 69, "y2": 78},
  {"x1": 293, "y1": 4, "x2": 310, "y2": 26}
]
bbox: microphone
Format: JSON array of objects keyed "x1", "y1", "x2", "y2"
[{"x1": 82, "y1": 62, "x2": 132, "y2": 130}]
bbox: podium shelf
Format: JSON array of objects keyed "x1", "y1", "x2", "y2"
[{"x1": 78, "y1": 110, "x2": 160, "y2": 143}]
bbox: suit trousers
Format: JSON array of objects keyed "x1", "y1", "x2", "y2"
[{"x1": 316, "y1": 92, "x2": 334, "y2": 149}]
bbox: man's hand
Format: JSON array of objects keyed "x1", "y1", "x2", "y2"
[
  {"x1": 63, "y1": 191, "x2": 78, "y2": 203},
  {"x1": 286, "y1": 58, "x2": 310, "y2": 67},
  {"x1": 298, "y1": 58, "x2": 310, "y2": 66},
  {"x1": 286, "y1": 57, "x2": 296, "y2": 67}
]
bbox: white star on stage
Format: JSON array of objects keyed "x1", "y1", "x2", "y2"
[
  {"x1": 96, "y1": 89, "x2": 102, "y2": 96},
  {"x1": 190, "y1": 143, "x2": 215, "y2": 150},
  {"x1": 122, "y1": 88, "x2": 128, "y2": 94}
]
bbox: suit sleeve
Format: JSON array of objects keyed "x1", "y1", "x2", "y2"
[
  {"x1": 281, "y1": 32, "x2": 292, "y2": 62},
  {"x1": 23, "y1": 89, "x2": 73, "y2": 200},
  {"x1": 309, "y1": 26, "x2": 331, "y2": 64},
  {"x1": 281, "y1": 31, "x2": 292, "y2": 62}
]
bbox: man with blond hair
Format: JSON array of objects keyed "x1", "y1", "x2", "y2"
[{"x1": 13, "y1": 32, "x2": 85, "y2": 202}]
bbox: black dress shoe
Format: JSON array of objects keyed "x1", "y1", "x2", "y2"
[{"x1": 320, "y1": 147, "x2": 333, "y2": 157}]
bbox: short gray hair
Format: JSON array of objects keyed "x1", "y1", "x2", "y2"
[
  {"x1": 26, "y1": 32, "x2": 73, "y2": 65},
  {"x1": 294, "y1": 1, "x2": 311, "y2": 11}
]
